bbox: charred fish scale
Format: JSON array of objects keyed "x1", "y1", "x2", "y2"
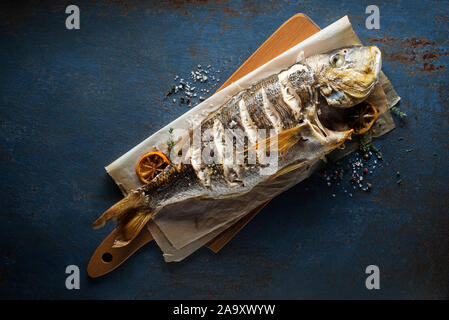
[
  {"x1": 244, "y1": 90, "x2": 275, "y2": 130},
  {"x1": 143, "y1": 164, "x2": 197, "y2": 200},
  {"x1": 218, "y1": 107, "x2": 247, "y2": 154},
  {"x1": 93, "y1": 46, "x2": 382, "y2": 247},
  {"x1": 287, "y1": 64, "x2": 314, "y2": 88},
  {"x1": 263, "y1": 77, "x2": 297, "y2": 129}
]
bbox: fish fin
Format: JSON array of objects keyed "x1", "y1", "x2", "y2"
[
  {"x1": 325, "y1": 129, "x2": 353, "y2": 151},
  {"x1": 268, "y1": 161, "x2": 306, "y2": 181},
  {"x1": 243, "y1": 125, "x2": 305, "y2": 157}
]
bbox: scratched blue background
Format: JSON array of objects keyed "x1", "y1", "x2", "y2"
[{"x1": 0, "y1": 0, "x2": 447, "y2": 299}]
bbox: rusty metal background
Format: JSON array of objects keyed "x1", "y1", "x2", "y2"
[{"x1": 0, "y1": 0, "x2": 447, "y2": 299}]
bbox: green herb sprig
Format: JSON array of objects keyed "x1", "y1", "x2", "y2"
[
  {"x1": 391, "y1": 106, "x2": 407, "y2": 118},
  {"x1": 167, "y1": 128, "x2": 175, "y2": 160},
  {"x1": 360, "y1": 142, "x2": 382, "y2": 158}
]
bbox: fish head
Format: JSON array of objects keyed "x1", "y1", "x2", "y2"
[{"x1": 311, "y1": 46, "x2": 382, "y2": 108}]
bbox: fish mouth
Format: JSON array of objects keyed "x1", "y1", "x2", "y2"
[
  {"x1": 346, "y1": 46, "x2": 382, "y2": 102},
  {"x1": 370, "y1": 45, "x2": 382, "y2": 79}
]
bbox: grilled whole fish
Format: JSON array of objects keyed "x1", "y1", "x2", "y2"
[{"x1": 93, "y1": 45, "x2": 382, "y2": 247}]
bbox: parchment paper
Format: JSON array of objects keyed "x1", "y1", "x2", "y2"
[{"x1": 104, "y1": 16, "x2": 400, "y2": 262}]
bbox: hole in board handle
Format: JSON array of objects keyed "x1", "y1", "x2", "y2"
[{"x1": 102, "y1": 252, "x2": 113, "y2": 263}]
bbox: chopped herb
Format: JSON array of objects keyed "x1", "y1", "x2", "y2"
[
  {"x1": 391, "y1": 106, "x2": 407, "y2": 118},
  {"x1": 360, "y1": 142, "x2": 382, "y2": 158},
  {"x1": 165, "y1": 84, "x2": 176, "y2": 97},
  {"x1": 167, "y1": 128, "x2": 175, "y2": 160}
]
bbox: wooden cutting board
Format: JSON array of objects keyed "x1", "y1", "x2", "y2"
[{"x1": 87, "y1": 13, "x2": 321, "y2": 278}]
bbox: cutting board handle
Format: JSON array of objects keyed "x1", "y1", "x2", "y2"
[{"x1": 87, "y1": 227, "x2": 153, "y2": 278}]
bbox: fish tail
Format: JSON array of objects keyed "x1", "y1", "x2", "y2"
[
  {"x1": 92, "y1": 190, "x2": 155, "y2": 247},
  {"x1": 92, "y1": 191, "x2": 144, "y2": 229},
  {"x1": 92, "y1": 164, "x2": 183, "y2": 247},
  {"x1": 112, "y1": 208, "x2": 156, "y2": 248}
]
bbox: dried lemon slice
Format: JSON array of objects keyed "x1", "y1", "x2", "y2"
[
  {"x1": 136, "y1": 151, "x2": 170, "y2": 184},
  {"x1": 353, "y1": 101, "x2": 378, "y2": 135}
]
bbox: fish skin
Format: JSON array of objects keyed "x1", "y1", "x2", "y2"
[{"x1": 93, "y1": 46, "x2": 382, "y2": 247}]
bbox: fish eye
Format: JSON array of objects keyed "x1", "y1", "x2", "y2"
[{"x1": 330, "y1": 54, "x2": 345, "y2": 68}]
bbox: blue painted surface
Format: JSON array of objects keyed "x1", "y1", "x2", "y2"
[{"x1": 0, "y1": 0, "x2": 447, "y2": 299}]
